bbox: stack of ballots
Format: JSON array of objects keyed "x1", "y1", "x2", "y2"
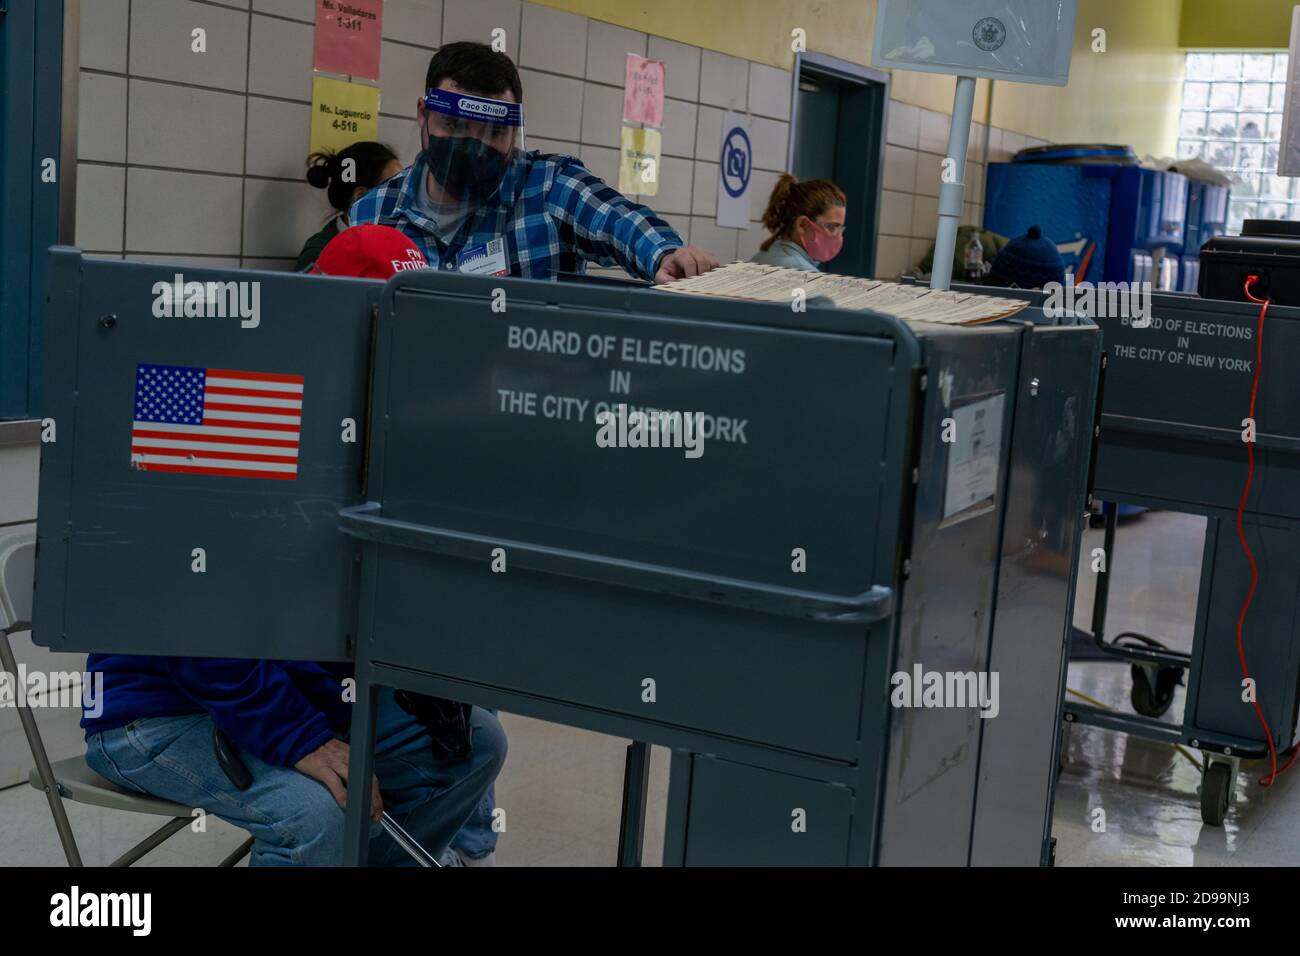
[{"x1": 658, "y1": 261, "x2": 1029, "y2": 325}]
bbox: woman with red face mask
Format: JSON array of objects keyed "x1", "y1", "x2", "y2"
[{"x1": 751, "y1": 173, "x2": 847, "y2": 272}]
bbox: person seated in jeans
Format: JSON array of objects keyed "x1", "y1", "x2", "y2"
[{"x1": 83, "y1": 655, "x2": 506, "y2": 866}]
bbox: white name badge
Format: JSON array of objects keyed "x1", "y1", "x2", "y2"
[{"x1": 457, "y1": 238, "x2": 508, "y2": 276}]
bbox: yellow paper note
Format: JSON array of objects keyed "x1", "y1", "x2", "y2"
[
  {"x1": 310, "y1": 75, "x2": 381, "y2": 155},
  {"x1": 618, "y1": 127, "x2": 662, "y2": 197}
]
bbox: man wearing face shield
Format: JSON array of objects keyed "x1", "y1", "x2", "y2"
[{"x1": 350, "y1": 41, "x2": 720, "y2": 283}]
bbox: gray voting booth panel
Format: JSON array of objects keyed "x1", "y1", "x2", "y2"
[
  {"x1": 948, "y1": 281, "x2": 1300, "y2": 759},
  {"x1": 665, "y1": 318, "x2": 1099, "y2": 866},
  {"x1": 341, "y1": 270, "x2": 1099, "y2": 865},
  {"x1": 871, "y1": 319, "x2": 1021, "y2": 866},
  {"x1": 1091, "y1": 294, "x2": 1300, "y2": 751},
  {"x1": 1094, "y1": 294, "x2": 1300, "y2": 519},
  {"x1": 35, "y1": 249, "x2": 376, "y2": 661},
  {"x1": 970, "y1": 323, "x2": 1101, "y2": 866}
]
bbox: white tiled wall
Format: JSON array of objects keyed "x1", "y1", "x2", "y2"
[
  {"x1": 75, "y1": 0, "x2": 789, "y2": 273},
  {"x1": 875, "y1": 99, "x2": 1049, "y2": 280},
  {"x1": 74, "y1": 1, "x2": 1055, "y2": 282}
]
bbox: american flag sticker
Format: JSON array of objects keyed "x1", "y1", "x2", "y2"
[{"x1": 130, "y1": 363, "x2": 304, "y2": 480}]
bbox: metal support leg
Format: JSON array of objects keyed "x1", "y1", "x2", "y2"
[
  {"x1": 380, "y1": 810, "x2": 439, "y2": 867},
  {"x1": 1, "y1": 626, "x2": 83, "y2": 867},
  {"x1": 661, "y1": 749, "x2": 693, "y2": 867},
  {"x1": 1091, "y1": 501, "x2": 1118, "y2": 641},
  {"x1": 617, "y1": 740, "x2": 651, "y2": 867},
  {"x1": 218, "y1": 837, "x2": 255, "y2": 867},
  {"x1": 342, "y1": 670, "x2": 379, "y2": 866},
  {"x1": 109, "y1": 817, "x2": 190, "y2": 867}
]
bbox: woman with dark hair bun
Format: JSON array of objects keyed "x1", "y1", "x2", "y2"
[
  {"x1": 294, "y1": 141, "x2": 401, "y2": 272},
  {"x1": 751, "y1": 173, "x2": 847, "y2": 272}
]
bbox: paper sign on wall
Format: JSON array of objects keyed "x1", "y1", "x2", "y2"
[
  {"x1": 618, "y1": 127, "x2": 662, "y2": 196},
  {"x1": 314, "y1": 0, "x2": 383, "y2": 80},
  {"x1": 310, "y1": 76, "x2": 381, "y2": 155},
  {"x1": 716, "y1": 111, "x2": 752, "y2": 229},
  {"x1": 623, "y1": 54, "x2": 666, "y2": 127}
]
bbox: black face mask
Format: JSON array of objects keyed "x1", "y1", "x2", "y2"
[{"x1": 422, "y1": 133, "x2": 509, "y2": 202}]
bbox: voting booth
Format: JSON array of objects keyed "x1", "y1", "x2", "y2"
[
  {"x1": 939, "y1": 276, "x2": 1300, "y2": 825},
  {"x1": 1079, "y1": 290, "x2": 1300, "y2": 824},
  {"x1": 35, "y1": 250, "x2": 1100, "y2": 865}
]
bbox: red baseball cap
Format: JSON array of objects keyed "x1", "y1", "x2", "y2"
[{"x1": 311, "y1": 224, "x2": 429, "y2": 279}]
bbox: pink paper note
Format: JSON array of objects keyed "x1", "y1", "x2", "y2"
[
  {"x1": 314, "y1": 0, "x2": 384, "y2": 81},
  {"x1": 623, "y1": 55, "x2": 666, "y2": 128}
]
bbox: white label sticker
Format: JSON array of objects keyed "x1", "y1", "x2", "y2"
[
  {"x1": 942, "y1": 392, "x2": 1005, "y2": 521},
  {"x1": 458, "y1": 237, "x2": 508, "y2": 276}
]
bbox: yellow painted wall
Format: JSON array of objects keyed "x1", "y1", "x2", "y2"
[
  {"x1": 534, "y1": 0, "x2": 1185, "y2": 154},
  {"x1": 531, "y1": 0, "x2": 878, "y2": 72},
  {"x1": 532, "y1": 0, "x2": 994, "y2": 112},
  {"x1": 992, "y1": 0, "x2": 1184, "y2": 155},
  {"x1": 1180, "y1": 0, "x2": 1294, "y2": 48}
]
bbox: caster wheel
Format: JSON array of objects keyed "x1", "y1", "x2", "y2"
[
  {"x1": 1130, "y1": 664, "x2": 1180, "y2": 718},
  {"x1": 1201, "y1": 761, "x2": 1232, "y2": 826}
]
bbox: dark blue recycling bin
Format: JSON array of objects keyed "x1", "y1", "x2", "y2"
[{"x1": 984, "y1": 161, "x2": 1189, "y2": 291}]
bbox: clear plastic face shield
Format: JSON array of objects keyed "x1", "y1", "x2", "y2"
[{"x1": 420, "y1": 88, "x2": 526, "y2": 206}]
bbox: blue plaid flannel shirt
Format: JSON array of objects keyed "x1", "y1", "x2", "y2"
[{"x1": 348, "y1": 150, "x2": 685, "y2": 281}]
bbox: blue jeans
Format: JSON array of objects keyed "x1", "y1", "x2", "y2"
[
  {"x1": 450, "y1": 704, "x2": 501, "y2": 860},
  {"x1": 450, "y1": 785, "x2": 498, "y2": 859},
  {"x1": 85, "y1": 690, "x2": 506, "y2": 866}
]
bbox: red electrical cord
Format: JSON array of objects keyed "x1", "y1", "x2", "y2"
[{"x1": 1239, "y1": 275, "x2": 1297, "y2": 786}]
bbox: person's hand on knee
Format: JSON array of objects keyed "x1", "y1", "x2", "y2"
[{"x1": 295, "y1": 738, "x2": 383, "y2": 822}]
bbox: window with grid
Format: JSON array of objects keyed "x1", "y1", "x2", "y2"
[{"x1": 1178, "y1": 51, "x2": 1291, "y2": 234}]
